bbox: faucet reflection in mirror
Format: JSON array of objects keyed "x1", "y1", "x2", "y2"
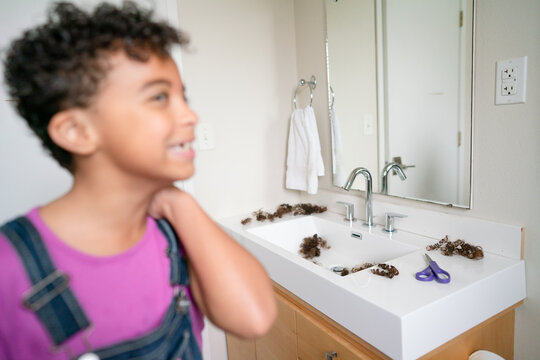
[
  {"x1": 325, "y1": 0, "x2": 474, "y2": 207},
  {"x1": 381, "y1": 162, "x2": 406, "y2": 195}
]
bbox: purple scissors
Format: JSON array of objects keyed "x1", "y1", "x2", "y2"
[{"x1": 415, "y1": 254, "x2": 451, "y2": 283}]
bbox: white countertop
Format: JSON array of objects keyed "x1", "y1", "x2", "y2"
[{"x1": 218, "y1": 211, "x2": 526, "y2": 360}]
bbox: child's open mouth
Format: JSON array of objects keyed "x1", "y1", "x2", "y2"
[{"x1": 168, "y1": 141, "x2": 195, "y2": 159}]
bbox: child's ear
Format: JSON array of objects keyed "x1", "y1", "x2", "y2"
[{"x1": 48, "y1": 109, "x2": 99, "y2": 155}]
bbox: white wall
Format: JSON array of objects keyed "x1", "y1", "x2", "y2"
[
  {"x1": 293, "y1": 0, "x2": 540, "y2": 358},
  {"x1": 177, "y1": 1, "x2": 301, "y2": 220},
  {"x1": 472, "y1": 1, "x2": 540, "y2": 357},
  {"x1": 176, "y1": 1, "x2": 301, "y2": 358}
]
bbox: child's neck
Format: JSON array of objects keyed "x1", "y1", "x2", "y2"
[{"x1": 39, "y1": 172, "x2": 167, "y2": 256}]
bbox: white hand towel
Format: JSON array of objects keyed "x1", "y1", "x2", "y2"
[
  {"x1": 330, "y1": 107, "x2": 346, "y2": 187},
  {"x1": 286, "y1": 106, "x2": 324, "y2": 194},
  {"x1": 286, "y1": 108, "x2": 309, "y2": 191},
  {"x1": 304, "y1": 106, "x2": 324, "y2": 194}
]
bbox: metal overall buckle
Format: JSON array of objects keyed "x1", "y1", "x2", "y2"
[{"x1": 175, "y1": 287, "x2": 190, "y2": 315}]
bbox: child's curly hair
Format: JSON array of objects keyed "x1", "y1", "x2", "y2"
[{"x1": 3, "y1": 1, "x2": 189, "y2": 172}]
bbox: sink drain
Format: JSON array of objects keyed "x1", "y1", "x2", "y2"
[{"x1": 331, "y1": 266, "x2": 345, "y2": 273}]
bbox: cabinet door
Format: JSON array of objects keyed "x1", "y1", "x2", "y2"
[
  {"x1": 255, "y1": 291, "x2": 298, "y2": 360},
  {"x1": 296, "y1": 310, "x2": 380, "y2": 360},
  {"x1": 226, "y1": 333, "x2": 256, "y2": 360}
]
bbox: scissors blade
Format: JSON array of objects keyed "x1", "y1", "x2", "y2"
[{"x1": 425, "y1": 253, "x2": 434, "y2": 263}]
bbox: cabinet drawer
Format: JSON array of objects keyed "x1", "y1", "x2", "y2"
[{"x1": 296, "y1": 310, "x2": 380, "y2": 360}]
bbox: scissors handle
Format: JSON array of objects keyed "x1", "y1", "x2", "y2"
[
  {"x1": 429, "y1": 261, "x2": 451, "y2": 283},
  {"x1": 415, "y1": 266, "x2": 434, "y2": 281}
]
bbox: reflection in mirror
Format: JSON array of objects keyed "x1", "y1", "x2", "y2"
[{"x1": 326, "y1": 0, "x2": 474, "y2": 207}]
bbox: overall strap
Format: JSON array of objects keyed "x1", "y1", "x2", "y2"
[
  {"x1": 0, "y1": 217, "x2": 91, "y2": 346},
  {"x1": 156, "y1": 219, "x2": 192, "y2": 319},
  {"x1": 156, "y1": 219, "x2": 190, "y2": 287}
]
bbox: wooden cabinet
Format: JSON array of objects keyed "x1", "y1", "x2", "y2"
[
  {"x1": 226, "y1": 289, "x2": 297, "y2": 360},
  {"x1": 226, "y1": 283, "x2": 518, "y2": 360}
]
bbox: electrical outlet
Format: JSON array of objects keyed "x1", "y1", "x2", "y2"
[
  {"x1": 501, "y1": 67, "x2": 517, "y2": 80},
  {"x1": 495, "y1": 56, "x2": 527, "y2": 105},
  {"x1": 197, "y1": 123, "x2": 215, "y2": 151},
  {"x1": 502, "y1": 78, "x2": 517, "y2": 95}
]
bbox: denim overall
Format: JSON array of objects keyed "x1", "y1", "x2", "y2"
[{"x1": 0, "y1": 217, "x2": 202, "y2": 360}]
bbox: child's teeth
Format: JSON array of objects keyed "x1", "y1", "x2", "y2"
[{"x1": 171, "y1": 143, "x2": 191, "y2": 152}]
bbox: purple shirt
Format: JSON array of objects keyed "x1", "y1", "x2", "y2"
[{"x1": 0, "y1": 208, "x2": 204, "y2": 359}]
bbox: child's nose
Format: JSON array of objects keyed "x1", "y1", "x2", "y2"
[
  {"x1": 183, "y1": 107, "x2": 198, "y2": 126},
  {"x1": 176, "y1": 102, "x2": 198, "y2": 127}
]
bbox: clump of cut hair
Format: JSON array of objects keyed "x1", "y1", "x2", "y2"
[
  {"x1": 427, "y1": 235, "x2": 484, "y2": 260},
  {"x1": 3, "y1": 1, "x2": 189, "y2": 171}
]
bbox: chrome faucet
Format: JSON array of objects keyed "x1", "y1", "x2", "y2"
[
  {"x1": 381, "y1": 162, "x2": 407, "y2": 195},
  {"x1": 342, "y1": 167, "x2": 373, "y2": 227}
]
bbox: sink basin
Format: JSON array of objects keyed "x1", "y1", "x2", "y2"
[{"x1": 247, "y1": 215, "x2": 418, "y2": 272}]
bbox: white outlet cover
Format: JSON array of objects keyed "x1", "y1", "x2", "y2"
[
  {"x1": 495, "y1": 56, "x2": 527, "y2": 105},
  {"x1": 196, "y1": 123, "x2": 215, "y2": 151}
]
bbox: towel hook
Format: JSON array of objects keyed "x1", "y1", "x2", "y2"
[{"x1": 293, "y1": 75, "x2": 317, "y2": 109}]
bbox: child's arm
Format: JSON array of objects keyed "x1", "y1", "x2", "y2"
[{"x1": 149, "y1": 188, "x2": 277, "y2": 339}]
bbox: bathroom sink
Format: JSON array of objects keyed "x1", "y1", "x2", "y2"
[
  {"x1": 247, "y1": 215, "x2": 418, "y2": 272},
  {"x1": 220, "y1": 210, "x2": 526, "y2": 360}
]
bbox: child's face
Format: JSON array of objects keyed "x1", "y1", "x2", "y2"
[{"x1": 85, "y1": 50, "x2": 198, "y2": 184}]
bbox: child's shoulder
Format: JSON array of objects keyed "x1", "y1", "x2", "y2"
[
  {"x1": 0, "y1": 211, "x2": 32, "y2": 256},
  {"x1": 0, "y1": 209, "x2": 49, "y2": 292},
  {"x1": 0, "y1": 215, "x2": 27, "y2": 268},
  {"x1": 0, "y1": 225, "x2": 33, "y2": 305},
  {"x1": 0, "y1": 229, "x2": 20, "y2": 266}
]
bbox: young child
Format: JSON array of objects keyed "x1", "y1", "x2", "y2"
[{"x1": 0, "y1": 2, "x2": 276, "y2": 359}]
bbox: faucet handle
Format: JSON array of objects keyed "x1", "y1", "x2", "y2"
[
  {"x1": 384, "y1": 212, "x2": 407, "y2": 233},
  {"x1": 336, "y1": 201, "x2": 357, "y2": 222}
]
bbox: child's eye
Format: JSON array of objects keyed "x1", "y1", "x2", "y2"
[{"x1": 152, "y1": 92, "x2": 169, "y2": 102}]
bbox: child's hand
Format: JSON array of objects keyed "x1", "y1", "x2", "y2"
[{"x1": 148, "y1": 186, "x2": 190, "y2": 220}]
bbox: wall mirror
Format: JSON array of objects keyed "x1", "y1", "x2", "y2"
[{"x1": 326, "y1": 0, "x2": 474, "y2": 207}]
